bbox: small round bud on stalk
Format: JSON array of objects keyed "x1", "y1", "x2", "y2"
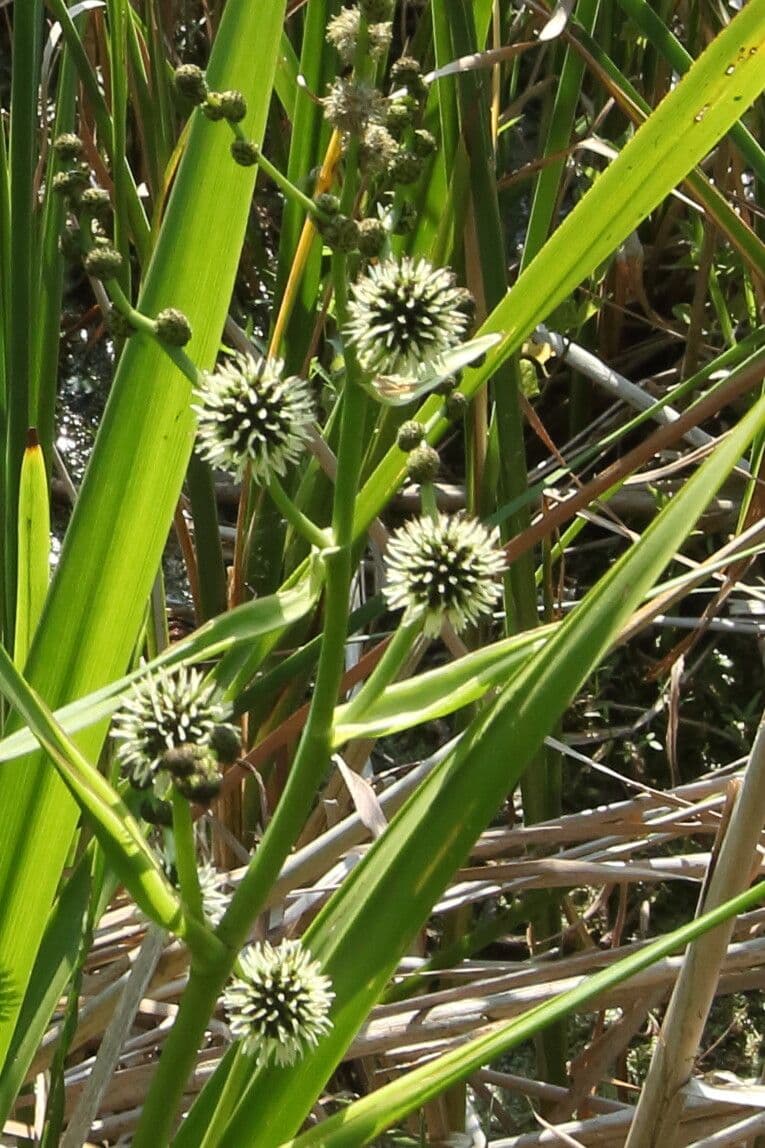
[
  {"x1": 406, "y1": 443, "x2": 440, "y2": 484},
  {"x1": 202, "y1": 91, "x2": 226, "y2": 121},
  {"x1": 435, "y1": 375, "x2": 458, "y2": 396},
  {"x1": 53, "y1": 133, "x2": 84, "y2": 162},
  {"x1": 231, "y1": 138, "x2": 259, "y2": 166},
  {"x1": 360, "y1": 0, "x2": 393, "y2": 20},
  {"x1": 314, "y1": 192, "x2": 340, "y2": 217},
  {"x1": 323, "y1": 78, "x2": 384, "y2": 135},
  {"x1": 388, "y1": 148, "x2": 423, "y2": 185},
  {"x1": 155, "y1": 307, "x2": 193, "y2": 347},
  {"x1": 174, "y1": 63, "x2": 208, "y2": 104},
  {"x1": 385, "y1": 97, "x2": 418, "y2": 137},
  {"x1": 210, "y1": 723, "x2": 242, "y2": 766},
  {"x1": 174, "y1": 752, "x2": 222, "y2": 805},
  {"x1": 397, "y1": 420, "x2": 425, "y2": 452},
  {"x1": 79, "y1": 186, "x2": 112, "y2": 220},
  {"x1": 412, "y1": 129, "x2": 437, "y2": 159},
  {"x1": 357, "y1": 217, "x2": 387, "y2": 257},
  {"x1": 217, "y1": 89, "x2": 247, "y2": 122},
  {"x1": 83, "y1": 246, "x2": 123, "y2": 280},
  {"x1": 320, "y1": 214, "x2": 360, "y2": 253},
  {"x1": 359, "y1": 124, "x2": 398, "y2": 175},
  {"x1": 445, "y1": 391, "x2": 468, "y2": 420},
  {"x1": 390, "y1": 56, "x2": 426, "y2": 100},
  {"x1": 51, "y1": 167, "x2": 89, "y2": 198},
  {"x1": 163, "y1": 743, "x2": 208, "y2": 779},
  {"x1": 327, "y1": 6, "x2": 392, "y2": 64}
]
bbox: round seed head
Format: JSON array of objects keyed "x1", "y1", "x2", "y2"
[
  {"x1": 383, "y1": 513, "x2": 506, "y2": 636},
  {"x1": 83, "y1": 246, "x2": 123, "y2": 280},
  {"x1": 174, "y1": 64, "x2": 208, "y2": 104},
  {"x1": 53, "y1": 133, "x2": 84, "y2": 162},
  {"x1": 326, "y1": 7, "x2": 392, "y2": 64},
  {"x1": 357, "y1": 217, "x2": 387, "y2": 257},
  {"x1": 155, "y1": 307, "x2": 193, "y2": 347},
  {"x1": 388, "y1": 147, "x2": 423, "y2": 185},
  {"x1": 111, "y1": 666, "x2": 233, "y2": 791},
  {"x1": 320, "y1": 213, "x2": 360, "y2": 253},
  {"x1": 79, "y1": 186, "x2": 112, "y2": 220},
  {"x1": 217, "y1": 89, "x2": 248, "y2": 122},
  {"x1": 322, "y1": 78, "x2": 384, "y2": 135},
  {"x1": 396, "y1": 420, "x2": 425, "y2": 452},
  {"x1": 406, "y1": 443, "x2": 440, "y2": 484},
  {"x1": 174, "y1": 753, "x2": 222, "y2": 805},
  {"x1": 445, "y1": 390, "x2": 468, "y2": 420},
  {"x1": 223, "y1": 939, "x2": 334, "y2": 1067},
  {"x1": 51, "y1": 167, "x2": 89, "y2": 197},
  {"x1": 314, "y1": 192, "x2": 340, "y2": 217},
  {"x1": 193, "y1": 353, "x2": 316, "y2": 484},
  {"x1": 390, "y1": 55, "x2": 426, "y2": 101},
  {"x1": 345, "y1": 256, "x2": 469, "y2": 377},
  {"x1": 359, "y1": 123, "x2": 398, "y2": 175},
  {"x1": 202, "y1": 91, "x2": 227, "y2": 121},
  {"x1": 412, "y1": 128, "x2": 437, "y2": 158},
  {"x1": 231, "y1": 138, "x2": 259, "y2": 166}
]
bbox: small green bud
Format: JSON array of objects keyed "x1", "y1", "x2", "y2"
[
  {"x1": 314, "y1": 192, "x2": 340, "y2": 217},
  {"x1": 412, "y1": 129, "x2": 437, "y2": 159},
  {"x1": 360, "y1": 0, "x2": 393, "y2": 19},
  {"x1": 357, "y1": 217, "x2": 387, "y2": 257},
  {"x1": 231, "y1": 138, "x2": 259, "y2": 166},
  {"x1": 397, "y1": 420, "x2": 425, "y2": 452},
  {"x1": 390, "y1": 56, "x2": 426, "y2": 101},
  {"x1": 174, "y1": 64, "x2": 208, "y2": 104},
  {"x1": 360, "y1": 124, "x2": 398, "y2": 174},
  {"x1": 210, "y1": 724, "x2": 242, "y2": 765},
  {"x1": 385, "y1": 97, "x2": 418, "y2": 137},
  {"x1": 445, "y1": 391, "x2": 468, "y2": 420},
  {"x1": 174, "y1": 754, "x2": 222, "y2": 805},
  {"x1": 320, "y1": 214, "x2": 360, "y2": 253},
  {"x1": 51, "y1": 167, "x2": 89, "y2": 197},
  {"x1": 202, "y1": 91, "x2": 226, "y2": 121},
  {"x1": 155, "y1": 307, "x2": 193, "y2": 347},
  {"x1": 217, "y1": 89, "x2": 247, "y2": 122},
  {"x1": 83, "y1": 246, "x2": 123, "y2": 280},
  {"x1": 406, "y1": 444, "x2": 440, "y2": 484},
  {"x1": 53, "y1": 133, "x2": 84, "y2": 162},
  {"x1": 435, "y1": 375, "x2": 458, "y2": 396},
  {"x1": 79, "y1": 186, "x2": 112, "y2": 220},
  {"x1": 162, "y1": 744, "x2": 202, "y2": 778},
  {"x1": 388, "y1": 147, "x2": 423, "y2": 185}
]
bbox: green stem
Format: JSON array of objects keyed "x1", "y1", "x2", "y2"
[
  {"x1": 268, "y1": 473, "x2": 332, "y2": 551},
  {"x1": 230, "y1": 128, "x2": 325, "y2": 222},
  {"x1": 340, "y1": 617, "x2": 420, "y2": 727},
  {"x1": 419, "y1": 481, "x2": 439, "y2": 520},
  {"x1": 172, "y1": 788, "x2": 204, "y2": 923},
  {"x1": 198, "y1": 1044, "x2": 253, "y2": 1148}
]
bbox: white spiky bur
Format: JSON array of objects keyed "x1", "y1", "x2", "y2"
[
  {"x1": 383, "y1": 512, "x2": 506, "y2": 636},
  {"x1": 110, "y1": 665, "x2": 236, "y2": 791},
  {"x1": 193, "y1": 353, "x2": 316, "y2": 484},
  {"x1": 222, "y1": 939, "x2": 334, "y2": 1067}
]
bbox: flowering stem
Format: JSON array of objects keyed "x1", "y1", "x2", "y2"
[
  {"x1": 172, "y1": 788, "x2": 205, "y2": 923},
  {"x1": 229, "y1": 126, "x2": 326, "y2": 223},
  {"x1": 339, "y1": 617, "x2": 421, "y2": 728},
  {"x1": 419, "y1": 481, "x2": 439, "y2": 521},
  {"x1": 267, "y1": 473, "x2": 332, "y2": 551},
  {"x1": 198, "y1": 1044, "x2": 252, "y2": 1148}
]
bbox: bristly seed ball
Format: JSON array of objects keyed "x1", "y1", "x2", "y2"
[
  {"x1": 344, "y1": 256, "x2": 471, "y2": 377},
  {"x1": 223, "y1": 939, "x2": 334, "y2": 1067},
  {"x1": 383, "y1": 513, "x2": 506, "y2": 636},
  {"x1": 193, "y1": 352, "x2": 316, "y2": 484}
]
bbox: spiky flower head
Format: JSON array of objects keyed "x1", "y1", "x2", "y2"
[
  {"x1": 345, "y1": 257, "x2": 470, "y2": 377},
  {"x1": 326, "y1": 6, "x2": 392, "y2": 64},
  {"x1": 193, "y1": 353, "x2": 316, "y2": 484},
  {"x1": 111, "y1": 666, "x2": 235, "y2": 790},
  {"x1": 223, "y1": 939, "x2": 334, "y2": 1067},
  {"x1": 322, "y1": 78, "x2": 384, "y2": 135},
  {"x1": 383, "y1": 513, "x2": 506, "y2": 636}
]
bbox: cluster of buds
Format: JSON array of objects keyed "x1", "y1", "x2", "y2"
[
  {"x1": 174, "y1": 64, "x2": 247, "y2": 125},
  {"x1": 51, "y1": 134, "x2": 123, "y2": 278}
]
